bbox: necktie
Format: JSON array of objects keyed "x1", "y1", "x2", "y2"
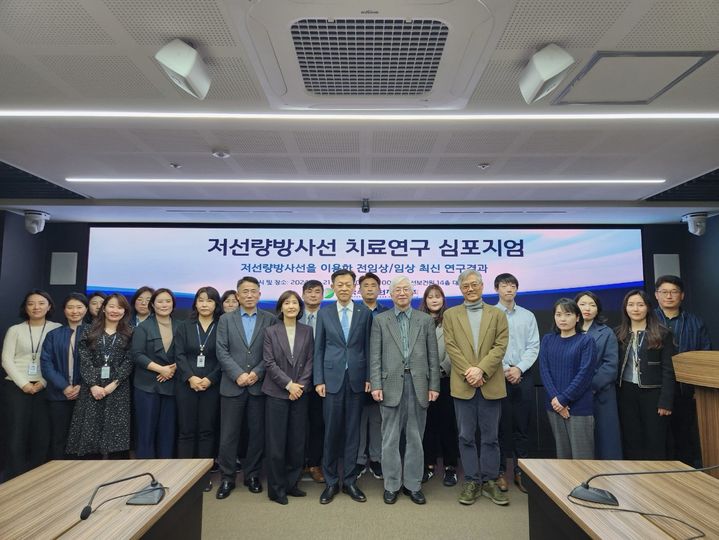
[
  {"x1": 307, "y1": 313, "x2": 316, "y2": 337},
  {"x1": 341, "y1": 307, "x2": 350, "y2": 341}
]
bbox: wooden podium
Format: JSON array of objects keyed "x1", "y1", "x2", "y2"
[{"x1": 673, "y1": 350, "x2": 719, "y2": 479}]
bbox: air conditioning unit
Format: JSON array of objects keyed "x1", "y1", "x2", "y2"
[{"x1": 228, "y1": 0, "x2": 516, "y2": 110}]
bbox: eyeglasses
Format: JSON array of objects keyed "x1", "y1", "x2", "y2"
[
  {"x1": 657, "y1": 289, "x2": 681, "y2": 297},
  {"x1": 393, "y1": 287, "x2": 412, "y2": 294},
  {"x1": 460, "y1": 281, "x2": 482, "y2": 291}
]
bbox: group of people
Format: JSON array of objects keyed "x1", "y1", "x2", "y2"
[{"x1": 1, "y1": 270, "x2": 711, "y2": 509}]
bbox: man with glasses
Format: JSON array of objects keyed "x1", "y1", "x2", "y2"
[
  {"x1": 654, "y1": 275, "x2": 712, "y2": 467},
  {"x1": 369, "y1": 276, "x2": 440, "y2": 505},
  {"x1": 215, "y1": 276, "x2": 277, "y2": 499},
  {"x1": 443, "y1": 269, "x2": 509, "y2": 506}
]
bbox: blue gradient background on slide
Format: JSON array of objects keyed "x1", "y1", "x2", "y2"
[{"x1": 87, "y1": 227, "x2": 643, "y2": 311}]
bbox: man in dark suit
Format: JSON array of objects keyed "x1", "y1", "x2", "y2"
[
  {"x1": 313, "y1": 269, "x2": 372, "y2": 504},
  {"x1": 215, "y1": 276, "x2": 277, "y2": 500},
  {"x1": 370, "y1": 276, "x2": 440, "y2": 505},
  {"x1": 356, "y1": 272, "x2": 388, "y2": 480}
]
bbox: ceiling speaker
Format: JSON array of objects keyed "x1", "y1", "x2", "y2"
[
  {"x1": 155, "y1": 39, "x2": 211, "y2": 100},
  {"x1": 519, "y1": 43, "x2": 574, "y2": 104}
]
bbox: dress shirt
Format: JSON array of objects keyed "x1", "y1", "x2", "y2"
[
  {"x1": 305, "y1": 310, "x2": 319, "y2": 336},
  {"x1": 394, "y1": 307, "x2": 412, "y2": 367},
  {"x1": 336, "y1": 301, "x2": 354, "y2": 327},
  {"x1": 240, "y1": 307, "x2": 257, "y2": 341},
  {"x1": 496, "y1": 302, "x2": 540, "y2": 374}
]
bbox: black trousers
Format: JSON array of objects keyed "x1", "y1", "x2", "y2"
[
  {"x1": 176, "y1": 382, "x2": 220, "y2": 459},
  {"x1": 218, "y1": 392, "x2": 265, "y2": 482},
  {"x1": 670, "y1": 384, "x2": 702, "y2": 467},
  {"x1": 265, "y1": 395, "x2": 308, "y2": 499},
  {"x1": 422, "y1": 377, "x2": 458, "y2": 467},
  {"x1": 48, "y1": 399, "x2": 76, "y2": 460},
  {"x1": 305, "y1": 389, "x2": 325, "y2": 467},
  {"x1": 3, "y1": 380, "x2": 50, "y2": 479},
  {"x1": 618, "y1": 382, "x2": 668, "y2": 460},
  {"x1": 499, "y1": 373, "x2": 535, "y2": 473},
  {"x1": 322, "y1": 373, "x2": 364, "y2": 486}
]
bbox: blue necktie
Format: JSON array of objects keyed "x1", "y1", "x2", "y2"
[{"x1": 341, "y1": 307, "x2": 350, "y2": 341}]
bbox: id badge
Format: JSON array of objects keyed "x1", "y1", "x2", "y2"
[
  {"x1": 28, "y1": 363, "x2": 38, "y2": 376},
  {"x1": 100, "y1": 365, "x2": 111, "y2": 379},
  {"x1": 196, "y1": 354, "x2": 206, "y2": 368}
]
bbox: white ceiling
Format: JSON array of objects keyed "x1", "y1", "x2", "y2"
[{"x1": 0, "y1": 0, "x2": 718, "y2": 225}]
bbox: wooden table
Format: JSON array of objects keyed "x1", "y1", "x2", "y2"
[
  {"x1": 519, "y1": 459, "x2": 719, "y2": 540},
  {"x1": 0, "y1": 459, "x2": 212, "y2": 540}
]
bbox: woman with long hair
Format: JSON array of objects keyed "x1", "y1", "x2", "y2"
[
  {"x1": 616, "y1": 289, "x2": 675, "y2": 459},
  {"x1": 2, "y1": 290, "x2": 61, "y2": 478},
  {"x1": 41, "y1": 292, "x2": 88, "y2": 459},
  {"x1": 175, "y1": 287, "x2": 222, "y2": 491},
  {"x1": 66, "y1": 293, "x2": 134, "y2": 458},
  {"x1": 131, "y1": 288, "x2": 179, "y2": 458},
  {"x1": 262, "y1": 290, "x2": 314, "y2": 504},
  {"x1": 538, "y1": 298, "x2": 597, "y2": 459},
  {"x1": 418, "y1": 284, "x2": 459, "y2": 486},
  {"x1": 575, "y1": 291, "x2": 622, "y2": 459}
]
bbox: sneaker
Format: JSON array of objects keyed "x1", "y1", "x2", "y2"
[
  {"x1": 369, "y1": 461, "x2": 383, "y2": 479},
  {"x1": 496, "y1": 471, "x2": 509, "y2": 492},
  {"x1": 422, "y1": 466, "x2": 434, "y2": 483},
  {"x1": 354, "y1": 464, "x2": 368, "y2": 479},
  {"x1": 482, "y1": 480, "x2": 509, "y2": 506},
  {"x1": 443, "y1": 467, "x2": 458, "y2": 487},
  {"x1": 458, "y1": 481, "x2": 481, "y2": 505}
]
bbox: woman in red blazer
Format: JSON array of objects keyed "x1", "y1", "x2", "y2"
[{"x1": 262, "y1": 290, "x2": 314, "y2": 505}]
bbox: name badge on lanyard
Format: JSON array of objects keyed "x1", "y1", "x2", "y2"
[
  {"x1": 27, "y1": 322, "x2": 47, "y2": 378},
  {"x1": 196, "y1": 322, "x2": 215, "y2": 369},
  {"x1": 28, "y1": 360, "x2": 38, "y2": 376},
  {"x1": 100, "y1": 333, "x2": 117, "y2": 380}
]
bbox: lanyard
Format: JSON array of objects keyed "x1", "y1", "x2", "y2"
[
  {"x1": 631, "y1": 331, "x2": 645, "y2": 369},
  {"x1": 27, "y1": 321, "x2": 48, "y2": 363},
  {"x1": 196, "y1": 321, "x2": 216, "y2": 354},
  {"x1": 101, "y1": 333, "x2": 118, "y2": 364}
]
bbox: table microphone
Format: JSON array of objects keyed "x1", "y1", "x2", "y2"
[
  {"x1": 569, "y1": 463, "x2": 719, "y2": 506},
  {"x1": 80, "y1": 472, "x2": 164, "y2": 520}
]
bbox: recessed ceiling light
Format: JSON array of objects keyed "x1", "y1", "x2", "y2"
[
  {"x1": 169, "y1": 162, "x2": 182, "y2": 169},
  {"x1": 211, "y1": 149, "x2": 230, "y2": 159},
  {"x1": 66, "y1": 177, "x2": 665, "y2": 185},
  {"x1": 476, "y1": 163, "x2": 491, "y2": 170}
]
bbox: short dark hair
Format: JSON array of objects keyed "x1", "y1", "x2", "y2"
[
  {"x1": 573, "y1": 290, "x2": 607, "y2": 325},
  {"x1": 655, "y1": 275, "x2": 684, "y2": 293},
  {"x1": 149, "y1": 288, "x2": 176, "y2": 313},
  {"x1": 494, "y1": 273, "x2": 519, "y2": 289},
  {"x1": 359, "y1": 272, "x2": 381, "y2": 287},
  {"x1": 191, "y1": 286, "x2": 222, "y2": 320},
  {"x1": 551, "y1": 298, "x2": 583, "y2": 334},
  {"x1": 221, "y1": 289, "x2": 237, "y2": 303},
  {"x1": 237, "y1": 276, "x2": 260, "y2": 289},
  {"x1": 19, "y1": 289, "x2": 55, "y2": 320},
  {"x1": 88, "y1": 291, "x2": 107, "y2": 303},
  {"x1": 331, "y1": 268, "x2": 356, "y2": 284},
  {"x1": 302, "y1": 280, "x2": 324, "y2": 293},
  {"x1": 63, "y1": 292, "x2": 89, "y2": 309},
  {"x1": 275, "y1": 290, "x2": 304, "y2": 321}
]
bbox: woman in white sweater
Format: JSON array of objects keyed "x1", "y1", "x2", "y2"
[{"x1": 2, "y1": 290, "x2": 61, "y2": 479}]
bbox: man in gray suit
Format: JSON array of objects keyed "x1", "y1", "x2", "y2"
[
  {"x1": 370, "y1": 276, "x2": 440, "y2": 505},
  {"x1": 215, "y1": 276, "x2": 277, "y2": 500}
]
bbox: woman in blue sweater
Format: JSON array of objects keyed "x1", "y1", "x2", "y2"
[{"x1": 539, "y1": 298, "x2": 597, "y2": 459}]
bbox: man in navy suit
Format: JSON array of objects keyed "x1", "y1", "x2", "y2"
[{"x1": 313, "y1": 269, "x2": 373, "y2": 504}]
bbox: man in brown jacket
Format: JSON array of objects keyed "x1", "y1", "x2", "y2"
[{"x1": 443, "y1": 269, "x2": 509, "y2": 506}]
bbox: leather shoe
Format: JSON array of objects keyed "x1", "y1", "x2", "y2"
[
  {"x1": 402, "y1": 487, "x2": 426, "y2": 505},
  {"x1": 383, "y1": 489, "x2": 399, "y2": 504},
  {"x1": 215, "y1": 480, "x2": 235, "y2": 500},
  {"x1": 319, "y1": 483, "x2": 339, "y2": 504},
  {"x1": 269, "y1": 494, "x2": 288, "y2": 505},
  {"x1": 308, "y1": 466, "x2": 325, "y2": 483},
  {"x1": 288, "y1": 485, "x2": 306, "y2": 497},
  {"x1": 244, "y1": 477, "x2": 263, "y2": 493},
  {"x1": 342, "y1": 483, "x2": 367, "y2": 502},
  {"x1": 497, "y1": 471, "x2": 509, "y2": 492},
  {"x1": 203, "y1": 479, "x2": 213, "y2": 492},
  {"x1": 514, "y1": 472, "x2": 527, "y2": 494}
]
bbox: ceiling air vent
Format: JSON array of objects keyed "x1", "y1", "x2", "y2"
[
  {"x1": 228, "y1": 0, "x2": 516, "y2": 110},
  {"x1": 291, "y1": 18, "x2": 448, "y2": 96}
]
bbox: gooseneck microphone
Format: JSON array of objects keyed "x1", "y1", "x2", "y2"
[
  {"x1": 569, "y1": 463, "x2": 719, "y2": 506},
  {"x1": 80, "y1": 472, "x2": 164, "y2": 520}
]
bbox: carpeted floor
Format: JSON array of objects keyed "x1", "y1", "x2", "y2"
[{"x1": 201, "y1": 469, "x2": 529, "y2": 540}]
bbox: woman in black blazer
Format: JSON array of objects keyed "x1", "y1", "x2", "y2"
[
  {"x1": 262, "y1": 290, "x2": 314, "y2": 505},
  {"x1": 616, "y1": 289, "x2": 675, "y2": 460},
  {"x1": 174, "y1": 287, "x2": 222, "y2": 490},
  {"x1": 131, "y1": 288, "x2": 178, "y2": 458}
]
